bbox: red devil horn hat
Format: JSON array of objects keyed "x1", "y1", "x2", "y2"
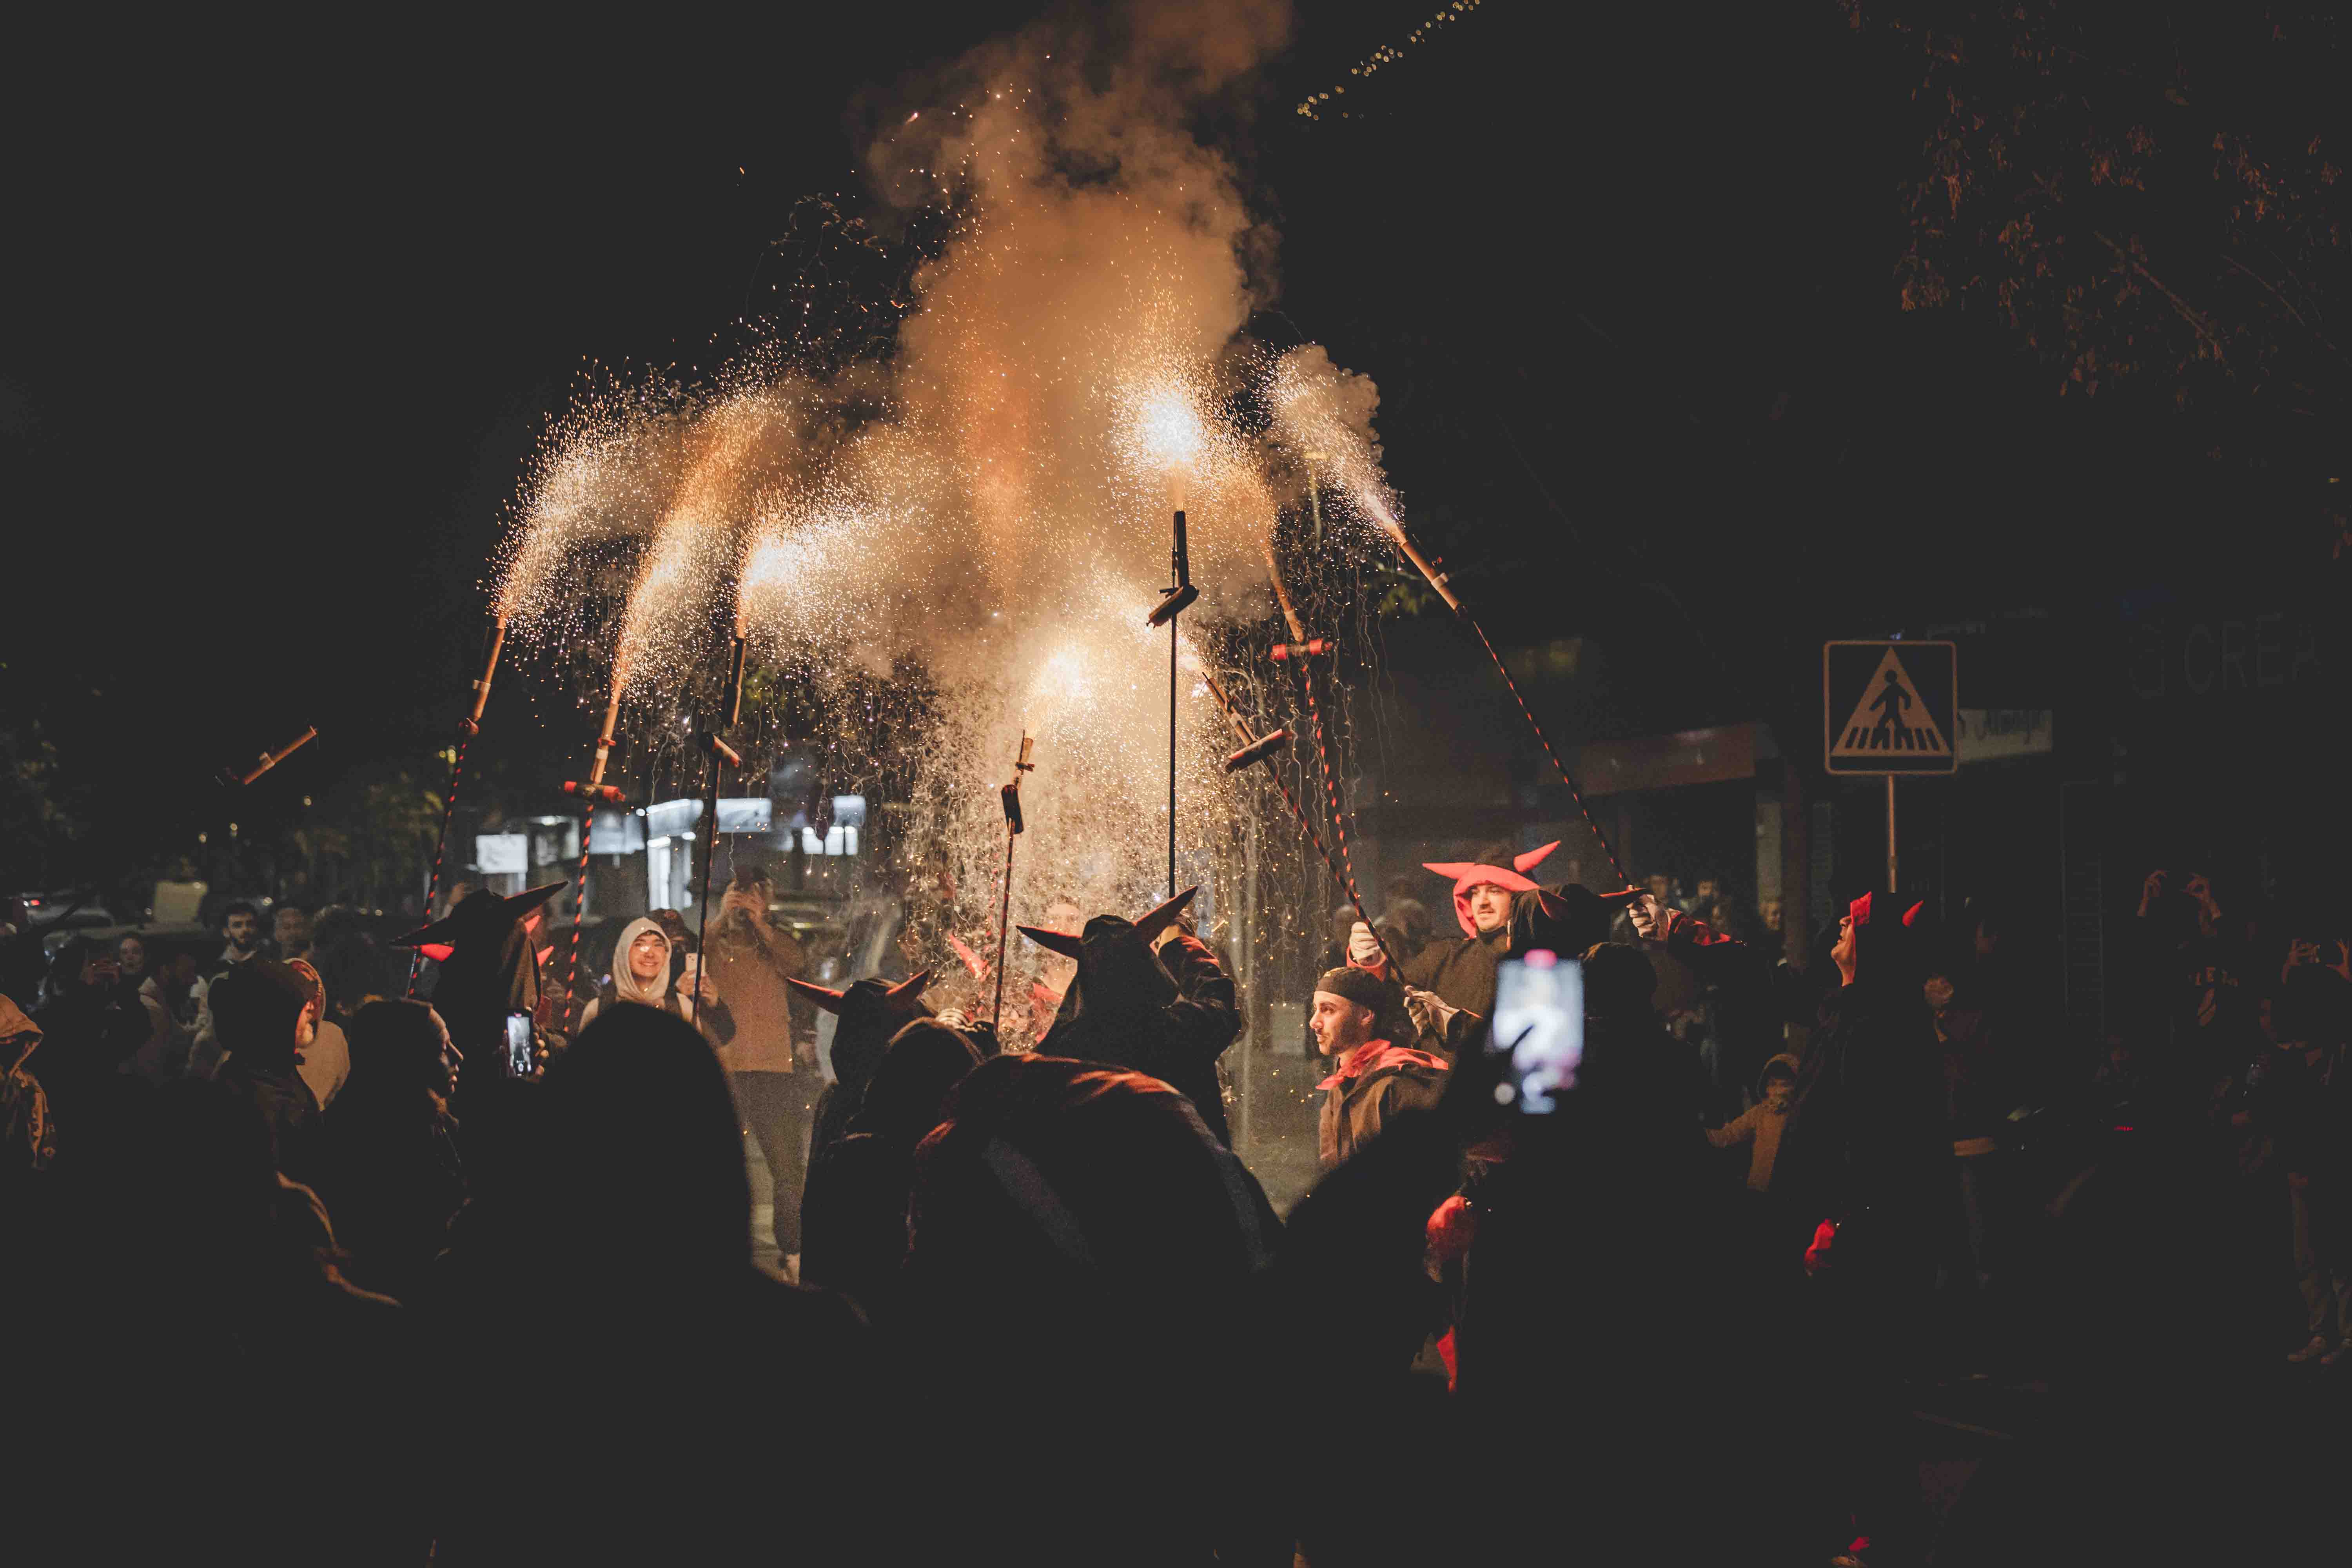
[
  {"x1": 887, "y1": 969, "x2": 932, "y2": 1002},
  {"x1": 392, "y1": 882, "x2": 568, "y2": 950},
  {"x1": 1423, "y1": 844, "x2": 1561, "y2": 936}
]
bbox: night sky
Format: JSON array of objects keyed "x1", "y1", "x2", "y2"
[{"x1": 5, "y1": 3, "x2": 2319, "y2": 889}]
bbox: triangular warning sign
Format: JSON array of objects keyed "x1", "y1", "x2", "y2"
[{"x1": 1830, "y1": 648, "x2": 1948, "y2": 759}]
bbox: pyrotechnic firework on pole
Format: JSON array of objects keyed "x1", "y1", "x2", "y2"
[
  {"x1": 991, "y1": 732, "x2": 1034, "y2": 1028},
  {"x1": 1270, "y1": 354, "x2": 1629, "y2": 888},
  {"x1": 410, "y1": 617, "x2": 508, "y2": 995},
  {"x1": 694, "y1": 625, "x2": 750, "y2": 964}
]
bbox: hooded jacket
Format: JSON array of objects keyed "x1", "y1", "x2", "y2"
[
  {"x1": 1317, "y1": 1038, "x2": 1450, "y2": 1169},
  {"x1": 1703, "y1": 1052, "x2": 1802, "y2": 1191},
  {"x1": 1033, "y1": 907, "x2": 1240, "y2": 1149},
  {"x1": 798, "y1": 1018, "x2": 982, "y2": 1319},
  {"x1": 582, "y1": 917, "x2": 691, "y2": 1029},
  {"x1": 2, "y1": 996, "x2": 54, "y2": 1175},
  {"x1": 795, "y1": 973, "x2": 935, "y2": 1162}
]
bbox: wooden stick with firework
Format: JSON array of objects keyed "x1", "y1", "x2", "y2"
[
  {"x1": 410, "y1": 617, "x2": 506, "y2": 995},
  {"x1": 990, "y1": 733, "x2": 1035, "y2": 1027}
]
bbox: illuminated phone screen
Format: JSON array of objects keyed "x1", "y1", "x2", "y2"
[{"x1": 1489, "y1": 952, "x2": 1583, "y2": 1114}]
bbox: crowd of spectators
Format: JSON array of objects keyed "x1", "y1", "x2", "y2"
[{"x1": 3, "y1": 845, "x2": 2347, "y2": 1564}]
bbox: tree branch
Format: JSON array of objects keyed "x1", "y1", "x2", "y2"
[
  {"x1": 2220, "y1": 253, "x2": 2352, "y2": 372},
  {"x1": 2089, "y1": 230, "x2": 2229, "y2": 355}
]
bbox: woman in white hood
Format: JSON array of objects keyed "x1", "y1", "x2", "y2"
[{"x1": 581, "y1": 921, "x2": 715, "y2": 1029}]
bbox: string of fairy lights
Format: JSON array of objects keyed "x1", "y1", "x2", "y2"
[{"x1": 1295, "y1": 0, "x2": 1488, "y2": 122}]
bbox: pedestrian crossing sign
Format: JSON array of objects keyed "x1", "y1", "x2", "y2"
[{"x1": 1824, "y1": 641, "x2": 1957, "y2": 775}]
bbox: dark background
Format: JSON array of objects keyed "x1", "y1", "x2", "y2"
[{"x1": 4, "y1": 2, "x2": 2343, "y2": 912}]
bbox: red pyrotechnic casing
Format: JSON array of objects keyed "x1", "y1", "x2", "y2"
[
  {"x1": 562, "y1": 781, "x2": 627, "y2": 806},
  {"x1": 1269, "y1": 639, "x2": 1330, "y2": 662}
]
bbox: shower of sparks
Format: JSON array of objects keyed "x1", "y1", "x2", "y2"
[
  {"x1": 1267, "y1": 347, "x2": 1401, "y2": 539},
  {"x1": 1295, "y1": 0, "x2": 1488, "y2": 122},
  {"x1": 486, "y1": 14, "x2": 1414, "y2": 1005}
]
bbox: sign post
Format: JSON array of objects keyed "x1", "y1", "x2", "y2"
[{"x1": 1823, "y1": 640, "x2": 1958, "y2": 895}]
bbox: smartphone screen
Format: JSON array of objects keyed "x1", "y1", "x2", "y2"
[
  {"x1": 505, "y1": 1012, "x2": 535, "y2": 1078},
  {"x1": 1489, "y1": 951, "x2": 1583, "y2": 1113}
]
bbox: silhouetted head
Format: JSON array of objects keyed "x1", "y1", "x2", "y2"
[
  {"x1": 788, "y1": 971, "x2": 934, "y2": 1092},
  {"x1": 342, "y1": 999, "x2": 456, "y2": 1119},
  {"x1": 907, "y1": 1053, "x2": 1275, "y2": 1330},
  {"x1": 209, "y1": 958, "x2": 316, "y2": 1073},
  {"x1": 1579, "y1": 943, "x2": 1659, "y2": 1020},
  {"x1": 1509, "y1": 883, "x2": 1640, "y2": 959},
  {"x1": 850, "y1": 1018, "x2": 984, "y2": 1145},
  {"x1": 545, "y1": 1005, "x2": 748, "y2": 1276}
]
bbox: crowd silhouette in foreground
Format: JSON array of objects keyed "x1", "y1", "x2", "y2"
[{"x1": 4, "y1": 848, "x2": 2350, "y2": 1567}]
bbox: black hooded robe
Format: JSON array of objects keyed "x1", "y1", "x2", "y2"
[{"x1": 1039, "y1": 932, "x2": 1240, "y2": 1149}]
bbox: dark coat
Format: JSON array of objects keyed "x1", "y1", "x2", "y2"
[
  {"x1": 1400, "y1": 925, "x2": 1508, "y2": 1021},
  {"x1": 217, "y1": 1058, "x2": 324, "y2": 1186},
  {"x1": 1038, "y1": 929, "x2": 1240, "y2": 1147},
  {"x1": 799, "y1": 1020, "x2": 982, "y2": 1320},
  {"x1": 1318, "y1": 1040, "x2": 1449, "y2": 1168}
]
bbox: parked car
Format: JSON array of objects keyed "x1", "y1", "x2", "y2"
[{"x1": 16, "y1": 890, "x2": 117, "y2": 932}]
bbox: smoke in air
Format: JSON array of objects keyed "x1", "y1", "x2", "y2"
[{"x1": 493, "y1": 0, "x2": 1409, "y2": 999}]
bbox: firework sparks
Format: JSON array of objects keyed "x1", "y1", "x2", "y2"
[{"x1": 483, "y1": 2, "x2": 1418, "y2": 997}]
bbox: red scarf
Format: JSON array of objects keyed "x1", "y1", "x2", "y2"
[{"x1": 1318, "y1": 1038, "x2": 1452, "y2": 1091}]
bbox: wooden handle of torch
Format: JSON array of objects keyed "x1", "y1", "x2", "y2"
[
  {"x1": 1380, "y1": 521, "x2": 1463, "y2": 613},
  {"x1": 462, "y1": 619, "x2": 508, "y2": 735},
  {"x1": 232, "y1": 726, "x2": 319, "y2": 786},
  {"x1": 585, "y1": 690, "x2": 623, "y2": 789}
]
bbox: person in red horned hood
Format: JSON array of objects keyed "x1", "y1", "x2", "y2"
[{"x1": 1376, "y1": 842, "x2": 1561, "y2": 1025}]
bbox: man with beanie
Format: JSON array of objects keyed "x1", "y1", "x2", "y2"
[
  {"x1": 209, "y1": 959, "x2": 324, "y2": 1183},
  {"x1": 1309, "y1": 964, "x2": 1450, "y2": 1169}
]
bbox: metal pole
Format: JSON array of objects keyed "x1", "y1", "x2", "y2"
[
  {"x1": 1169, "y1": 616, "x2": 1179, "y2": 898},
  {"x1": 989, "y1": 733, "x2": 1033, "y2": 1028},
  {"x1": 993, "y1": 820, "x2": 1018, "y2": 1024},
  {"x1": 1886, "y1": 774, "x2": 1898, "y2": 895},
  {"x1": 695, "y1": 634, "x2": 750, "y2": 963}
]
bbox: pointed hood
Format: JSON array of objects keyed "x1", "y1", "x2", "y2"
[
  {"x1": 393, "y1": 882, "x2": 566, "y2": 953},
  {"x1": 1026, "y1": 888, "x2": 1196, "y2": 1051},
  {"x1": 789, "y1": 971, "x2": 934, "y2": 1099},
  {"x1": 403, "y1": 885, "x2": 560, "y2": 1069},
  {"x1": 1423, "y1": 842, "x2": 1560, "y2": 936}
]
